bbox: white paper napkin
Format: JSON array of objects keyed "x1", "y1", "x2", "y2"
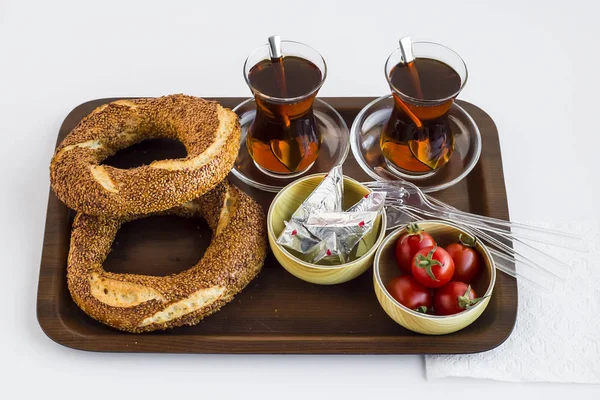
[{"x1": 426, "y1": 221, "x2": 600, "y2": 383}]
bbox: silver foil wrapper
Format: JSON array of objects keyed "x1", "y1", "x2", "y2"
[
  {"x1": 303, "y1": 232, "x2": 344, "y2": 264},
  {"x1": 276, "y1": 165, "x2": 343, "y2": 253},
  {"x1": 278, "y1": 222, "x2": 320, "y2": 254},
  {"x1": 347, "y1": 191, "x2": 386, "y2": 213},
  {"x1": 305, "y1": 211, "x2": 378, "y2": 263},
  {"x1": 290, "y1": 164, "x2": 344, "y2": 220},
  {"x1": 276, "y1": 165, "x2": 386, "y2": 265},
  {"x1": 305, "y1": 191, "x2": 386, "y2": 263}
]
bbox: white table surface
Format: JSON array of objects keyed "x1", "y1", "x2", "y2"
[{"x1": 1, "y1": 0, "x2": 599, "y2": 398}]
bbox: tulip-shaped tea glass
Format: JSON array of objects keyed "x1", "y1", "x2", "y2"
[
  {"x1": 244, "y1": 40, "x2": 327, "y2": 178},
  {"x1": 380, "y1": 41, "x2": 468, "y2": 178}
]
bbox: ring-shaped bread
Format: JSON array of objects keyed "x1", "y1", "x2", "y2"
[
  {"x1": 50, "y1": 94, "x2": 241, "y2": 217},
  {"x1": 67, "y1": 181, "x2": 266, "y2": 333}
]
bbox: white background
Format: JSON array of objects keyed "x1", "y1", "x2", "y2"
[{"x1": 1, "y1": 0, "x2": 599, "y2": 398}]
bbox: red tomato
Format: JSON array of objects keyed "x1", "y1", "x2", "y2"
[
  {"x1": 434, "y1": 281, "x2": 482, "y2": 316},
  {"x1": 386, "y1": 275, "x2": 432, "y2": 313},
  {"x1": 394, "y1": 223, "x2": 436, "y2": 273},
  {"x1": 411, "y1": 246, "x2": 455, "y2": 288},
  {"x1": 445, "y1": 238, "x2": 482, "y2": 284}
]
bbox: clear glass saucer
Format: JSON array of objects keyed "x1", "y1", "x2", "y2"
[
  {"x1": 231, "y1": 98, "x2": 350, "y2": 192},
  {"x1": 350, "y1": 95, "x2": 482, "y2": 193}
]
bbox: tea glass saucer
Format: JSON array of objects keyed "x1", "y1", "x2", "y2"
[
  {"x1": 231, "y1": 98, "x2": 350, "y2": 192},
  {"x1": 350, "y1": 95, "x2": 482, "y2": 193}
]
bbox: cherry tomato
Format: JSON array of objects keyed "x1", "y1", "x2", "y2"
[
  {"x1": 411, "y1": 245, "x2": 455, "y2": 288},
  {"x1": 434, "y1": 281, "x2": 482, "y2": 316},
  {"x1": 394, "y1": 223, "x2": 437, "y2": 273},
  {"x1": 445, "y1": 236, "x2": 482, "y2": 284},
  {"x1": 386, "y1": 275, "x2": 432, "y2": 313}
]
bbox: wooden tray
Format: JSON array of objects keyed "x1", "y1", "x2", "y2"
[{"x1": 37, "y1": 97, "x2": 517, "y2": 354}]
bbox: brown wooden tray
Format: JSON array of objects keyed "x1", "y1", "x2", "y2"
[{"x1": 37, "y1": 97, "x2": 517, "y2": 354}]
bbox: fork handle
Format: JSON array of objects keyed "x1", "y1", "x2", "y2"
[
  {"x1": 492, "y1": 254, "x2": 555, "y2": 292},
  {"x1": 433, "y1": 203, "x2": 587, "y2": 252}
]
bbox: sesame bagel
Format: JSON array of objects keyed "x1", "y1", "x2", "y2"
[
  {"x1": 50, "y1": 94, "x2": 241, "y2": 216},
  {"x1": 67, "y1": 181, "x2": 267, "y2": 333}
]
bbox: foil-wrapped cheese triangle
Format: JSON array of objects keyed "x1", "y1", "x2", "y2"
[{"x1": 276, "y1": 165, "x2": 343, "y2": 253}]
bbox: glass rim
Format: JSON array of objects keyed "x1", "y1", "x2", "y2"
[
  {"x1": 384, "y1": 41, "x2": 468, "y2": 105},
  {"x1": 243, "y1": 40, "x2": 328, "y2": 103}
]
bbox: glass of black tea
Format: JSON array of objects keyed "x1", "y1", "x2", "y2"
[
  {"x1": 244, "y1": 40, "x2": 327, "y2": 178},
  {"x1": 381, "y1": 41, "x2": 468, "y2": 177}
]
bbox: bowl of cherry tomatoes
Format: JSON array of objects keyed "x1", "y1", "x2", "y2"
[{"x1": 373, "y1": 220, "x2": 496, "y2": 335}]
